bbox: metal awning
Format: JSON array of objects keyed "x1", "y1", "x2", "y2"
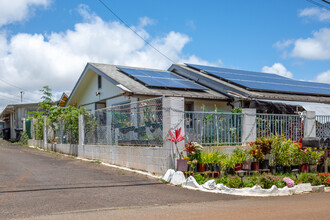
[{"x1": 257, "y1": 99, "x2": 330, "y2": 115}]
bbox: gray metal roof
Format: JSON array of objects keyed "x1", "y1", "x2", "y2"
[{"x1": 88, "y1": 63, "x2": 230, "y2": 100}]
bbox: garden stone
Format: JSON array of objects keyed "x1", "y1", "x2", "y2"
[
  {"x1": 312, "y1": 185, "x2": 325, "y2": 192},
  {"x1": 202, "y1": 179, "x2": 216, "y2": 190},
  {"x1": 325, "y1": 187, "x2": 330, "y2": 192},
  {"x1": 184, "y1": 176, "x2": 200, "y2": 188},
  {"x1": 216, "y1": 184, "x2": 234, "y2": 193},
  {"x1": 265, "y1": 185, "x2": 279, "y2": 195},
  {"x1": 162, "y1": 169, "x2": 175, "y2": 182},
  {"x1": 291, "y1": 183, "x2": 312, "y2": 194},
  {"x1": 170, "y1": 171, "x2": 185, "y2": 185}
]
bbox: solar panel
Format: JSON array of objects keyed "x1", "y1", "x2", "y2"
[
  {"x1": 118, "y1": 67, "x2": 206, "y2": 90},
  {"x1": 186, "y1": 63, "x2": 330, "y2": 96}
]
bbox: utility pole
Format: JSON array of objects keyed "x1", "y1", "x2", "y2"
[{"x1": 20, "y1": 91, "x2": 23, "y2": 103}]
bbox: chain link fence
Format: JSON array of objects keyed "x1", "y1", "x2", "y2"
[
  {"x1": 184, "y1": 111, "x2": 242, "y2": 146},
  {"x1": 256, "y1": 113, "x2": 304, "y2": 141},
  {"x1": 316, "y1": 115, "x2": 330, "y2": 139},
  {"x1": 85, "y1": 97, "x2": 163, "y2": 146}
]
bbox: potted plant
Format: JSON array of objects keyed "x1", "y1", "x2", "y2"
[
  {"x1": 249, "y1": 141, "x2": 263, "y2": 170},
  {"x1": 177, "y1": 156, "x2": 189, "y2": 172},
  {"x1": 168, "y1": 128, "x2": 185, "y2": 171},
  {"x1": 309, "y1": 149, "x2": 323, "y2": 173},
  {"x1": 232, "y1": 147, "x2": 249, "y2": 171}
]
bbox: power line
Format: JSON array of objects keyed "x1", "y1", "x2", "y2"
[
  {"x1": 96, "y1": 0, "x2": 176, "y2": 64},
  {"x1": 0, "y1": 78, "x2": 25, "y2": 91},
  {"x1": 306, "y1": 0, "x2": 330, "y2": 10}
]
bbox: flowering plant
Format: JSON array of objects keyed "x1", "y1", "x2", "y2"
[
  {"x1": 283, "y1": 177, "x2": 295, "y2": 188},
  {"x1": 168, "y1": 128, "x2": 185, "y2": 159},
  {"x1": 319, "y1": 173, "x2": 330, "y2": 186},
  {"x1": 184, "y1": 142, "x2": 203, "y2": 161}
]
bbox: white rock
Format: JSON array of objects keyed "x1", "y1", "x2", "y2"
[
  {"x1": 312, "y1": 185, "x2": 325, "y2": 192},
  {"x1": 325, "y1": 187, "x2": 330, "y2": 192},
  {"x1": 266, "y1": 185, "x2": 279, "y2": 195},
  {"x1": 170, "y1": 171, "x2": 186, "y2": 185},
  {"x1": 162, "y1": 169, "x2": 175, "y2": 182},
  {"x1": 291, "y1": 183, "x2": 313, "y2": 194},
  {"x1": 202, "y1": 179, "x2": 216, "y2": 190},
  {"x1": 184, "y1": 176, "x2": 201, "y2": 188}
]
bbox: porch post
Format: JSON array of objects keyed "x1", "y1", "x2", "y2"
[
  {"x1": 79, "y1": 114, "x2": 85, "y2": 147},
  {"x1": 162, "y1": 97, "x2": 185, "y2": 170},
  {"x1": 241, "y1": 108, "x2": 256, "y2": 144},
  {"x1": 43, "y1": 117, "x2": 47, "y2": 148},
  {"x1": 304, "y1": 111, "x2": 316, "y2": 138}
]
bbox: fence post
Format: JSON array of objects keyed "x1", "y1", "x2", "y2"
[
  {"x1": 163, "y1": 97, "x2": 185, "y2": 170},
  {"x1": 43, "y1": 117, "x2": 47, "y2": 148},
  {"x1": 23, "y1": 118, "x2": 26, "y2": 131},
  {"x1": 79, "y1": 114, "x2": 85, "y2": 147},
  {"x1": 241, "y1": 108, "x2": 256, "y2": 144},
  {"x1": 304, "y1": 111, "x2": 316, "y2": 138}
]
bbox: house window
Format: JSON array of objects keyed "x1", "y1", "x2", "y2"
[{"x1": 98, "y1": 75, "x2": 102, "y2": 89}]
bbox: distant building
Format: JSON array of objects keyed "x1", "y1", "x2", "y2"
[{"x1": 0, "y1": 103, "x2": 39, "y2": 140}]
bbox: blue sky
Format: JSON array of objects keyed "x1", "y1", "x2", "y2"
[{"x1": 0, "y1": 0, "x2": 329, "y2": 109}]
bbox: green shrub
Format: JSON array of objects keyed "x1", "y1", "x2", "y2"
[
  {"x1": 216, "y1": 175, "x2": 228, "y2": 185},
  {"x1": 226, "y1": 175, "x2": 242, "y2": 188},
  {"x1": 19, "y1": 131, "x2": 29, "y2": 145},
  {"x1": 243, "y1": 174, "x2": 261, "y2": 188},
  {"x1": 259, "y1": 174, "x2": 285, "y2": 189},
  {"x1": 194, "y1": 174, "x2": 206, "y2": 185}
]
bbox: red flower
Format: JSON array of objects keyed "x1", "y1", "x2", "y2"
[{"x1": 168, "y1": 128, "x2": 185, "y2": 144}]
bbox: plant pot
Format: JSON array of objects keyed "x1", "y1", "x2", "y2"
[
  {"x1": 242, "y1": 161, "x2": 252, "y2": 170},
  {"x1": 213, "y1": 163, "x2": 220, "y2": 172},
  {"x1": 188, "y1": 164, "x2": 197, "y2": 172},
  {"x1": 301, "y1": 163, "x2": 309, "y2": 173},
  {"x1": 276, "y1": 165, "x2": 283, "y2": 174},
  {"x1": 177, "y1": 159, "x2": 188, "y2": 172},
  {"x1": 205, "y1": 163, "x2": 212, "y2": 171},
  {"x1": 226, "y1": 168, "x2": 234, "y2": 175},
  {"x1": 198, "y1": 163, "x2": 205, "y2": 172},
  {"x1": 291, "y1": 165, "x2": 300, "y2": 170},
  {"x1": 251, "y1": 162, "x2": 259, "y2": 171},
  {"x1": 309, "y1": 164, "x2": 317, "y2": 173},
  {"x1": 259, "y1": 159, "x2": 269, "y2": 169},
  {"x1": 283, "y1": 166, "x2": 291, "y2": 173},
  {"x1": 119, "y1": 126, "x2": 136, "y2": 134},
  {"x1": 270, "y1": 166, "x2": 276, "y2": 174},
  {"x1": 235, "y1": 163, "x2": 242, "y2": 171}
]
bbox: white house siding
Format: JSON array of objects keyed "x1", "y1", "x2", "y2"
[
  {"x1": 192, "y1": 100, "x2": 232, "y2": 112},
  {"x1": 71, "y1": 68, "x2": 123, "y2": 108}
]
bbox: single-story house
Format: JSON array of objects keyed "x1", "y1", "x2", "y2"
[
  {"x1": 169, "y1": 64, "x2": 330, "y2": 114},
  {"x1": 65, "y1": 63, "x2": 235, "y2": 111},
  {"x1": 0, "y1": 103, "x2": 39, "y2": 140}
]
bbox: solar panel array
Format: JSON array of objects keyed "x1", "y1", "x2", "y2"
[
  {"x1": 186, "y1": 64, "x2": 330, "y2": 96},
  {"x1": 118, "y1": 67, "x2": 206, "y2": 90}
]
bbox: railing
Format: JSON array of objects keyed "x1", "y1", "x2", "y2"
[
  {"x1": 316, "y1": 115, "x2": 330, "y2": 139},
  {"x1": 256, "y1": 113, "x2": 304, "y2": 141},
  {"x1": 184, "y1": 111, "x2": 242, "y2": 146},
  {"x1": 85, "y1": 97, "x2": 163, "y2": 146}
]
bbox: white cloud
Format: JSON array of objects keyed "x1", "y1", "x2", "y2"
[
  {"x1": 0, "y1": 5, "x2": 213, "y2": 110},
  {"x1": 291, "y1": 28, "x2": 330, "y2": 60},
  {"x1": 273, "y1": 39, "x2": 294, "y2": 50},
  {"x1": 262, "y1": 63, "x2": 293, "y2": 78},
  {"x1": 299, "y1": 7, "x2": 330, "y2": 21},
  {"x1": 315, "y1": 70, "x2": 330, "y2": 84},
  {"x1": 0, "y1": 0, "x2": 51, "y2": 27}
]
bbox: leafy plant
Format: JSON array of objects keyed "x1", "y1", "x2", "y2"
[
  {"x1": 259, "y1": 174, "x2": 285, "y2": 189},
  {"x1": 194, "y1": 174, "x2": 206, "y2": 185},
  {"x1": 19, "y1": 130, "x2": 29, "y2": 145}
]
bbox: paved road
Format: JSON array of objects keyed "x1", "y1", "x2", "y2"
[
  {"x1": 0, "y1": 141, "x2": 240, "y2": 219},
  {"x1": 1, "y1": 140, "x2": 329, "y2": 220}
]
